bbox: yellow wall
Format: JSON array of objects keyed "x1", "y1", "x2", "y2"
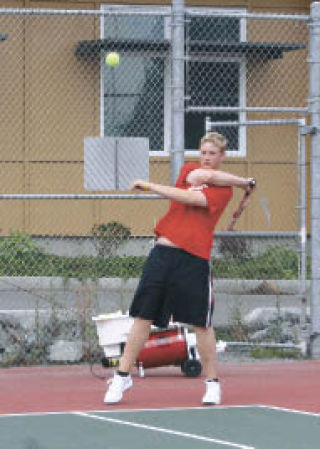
[{"x1": 0, "y1": 0, "x2": 311, "y2": 236}]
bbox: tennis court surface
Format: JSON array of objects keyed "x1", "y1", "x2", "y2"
[{"x1": 1, "y1": 360, "x2": 319, "y2": 448}]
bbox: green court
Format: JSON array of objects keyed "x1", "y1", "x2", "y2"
[{"x1": 1, "y1": 406, "x2": 319, "y2": 449}]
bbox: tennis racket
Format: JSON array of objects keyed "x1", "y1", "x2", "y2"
[{"x1": 226, "y1": 178, "x2": 256, "y2": 231}]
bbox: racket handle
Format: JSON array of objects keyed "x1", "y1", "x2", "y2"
[
  {"x1": 248, "y1": 178, "x2": 256, "y2": 190},
  {"x1": 243, "y1": 178, "x2": 256, "y2": 197},
  {"x1": 226, "y1": 178, "x2": 256, "y2": 231}
]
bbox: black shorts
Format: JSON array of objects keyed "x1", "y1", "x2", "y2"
[{"x1": 129, "y1": 244, "x2": 214, "y2": 328}]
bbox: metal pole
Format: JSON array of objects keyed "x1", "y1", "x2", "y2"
[
  {"x1": 206, "y1": 119, "x2": 301, "y2": 127},
  {"x1": 171, "y1": 0, "x2": 185, "y2": 185},
  {"x1": 205, "y1": 116, "x2": 211, "y2": 134},
  {"x1": 309, "y1": 2, "x2": 320, "y2": 358},
  {"x1": 0, "y1": 194, "x2": 162, "y2": 200},
  {"x1": 187, "y1": 106, "x2": 308, "y2": 114},
  {"x1": 298, "y1": 119, "x2": 308, "y2": 336}
]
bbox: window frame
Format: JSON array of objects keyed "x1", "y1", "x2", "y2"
[{"x1": 100, "y1": 4, "x2": 247, "y2": 157}]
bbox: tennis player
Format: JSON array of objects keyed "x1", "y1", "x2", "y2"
[{"x1": 104, "y1": 132, "x2": 256, "y2": 405}]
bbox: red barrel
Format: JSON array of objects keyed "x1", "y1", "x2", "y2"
[{"x1": 136, "y1": 327, "x2": 188, "y2": 368}]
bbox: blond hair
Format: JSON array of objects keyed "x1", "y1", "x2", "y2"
[{"x1": 200, "y1": 132, "x2": 227, "y2": 153}]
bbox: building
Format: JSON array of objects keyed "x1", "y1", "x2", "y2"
[{"x1": 0, "y1": 1, "x2": 312, "y2": 238}]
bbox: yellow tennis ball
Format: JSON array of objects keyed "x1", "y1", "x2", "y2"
[{"x1": 105, "y1": 52, "x2": 120, "y2": 67}]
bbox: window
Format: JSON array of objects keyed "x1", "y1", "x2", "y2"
[
  {"x1": 103, "y1": 55, "x2": 165, "y2": 151},
  {"x1": 101, "y1": 5, "x2": 169, "y2": 153},
  {"x1": 185, "y1": 10, "x2": 246, "y2": 155},
  {"x1": 101, "y1": 5, "x2": 246, "y2": 156},
  {"x1": 185, "y1": 59, "x2": 245, "y2": 152}
]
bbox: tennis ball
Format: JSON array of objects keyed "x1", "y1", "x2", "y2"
[{"x1": 105, "y1": 52, "x2": 120, "y2": 67}]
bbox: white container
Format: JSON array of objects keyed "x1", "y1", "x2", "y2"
[
  {"x1": 92, "y1": 313, "x2": 134, "y2": 348},
  {"x1": 100, "y1": 343, "x2": 122, "y2": 358}
]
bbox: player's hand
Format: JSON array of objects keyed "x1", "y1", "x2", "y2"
[
  {"x1": 242, "y1": 178, "x2": 256, "y2": 194},
  {"x1": 131, "y1": 180, "x2": 149, "y2": 191},
  {"x1": 239, "y1": 178, "x2": 256, "y2": 192},
  {"x1": 247, "y1": 178, "x2": 256, "y2": 191}
]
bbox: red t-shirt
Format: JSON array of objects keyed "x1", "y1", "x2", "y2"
[{"x1": 154, "y1": 162, "x2": 233, "y2": 260}]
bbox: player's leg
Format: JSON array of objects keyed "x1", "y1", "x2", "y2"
[
  {"x1": 169, "y1": 251, "x2": 220, "y2": 404},
  {"x1": 194, "y1": 325, "x2": 218, "y2": 379},
  {"x1": 104, "y1": 245, "x2": 169, "y2": 404},
  {"x1": 104, "y1": 317, "x2": 152, "y2": 404},
  {"x1": 118, "y1": 317, "x2": 152, "y2": 372},
  {"x1": 194, "y1": 325, "x2": 221, "y2": 405}
]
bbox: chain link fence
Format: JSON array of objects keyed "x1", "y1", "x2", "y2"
[{"x1": 0, "y1": 6, "x2": 315, "y2": 367}]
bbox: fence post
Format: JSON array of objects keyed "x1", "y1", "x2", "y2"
[
  {"x1": 171, "y1": 0, "x2": 185, "y2": 185},
  {"x1": 309, "y1": 1, "x2": 320, "y2": 358},
  {"x1": 298, "y1": 119, "x2": 308, "y2": 335}
]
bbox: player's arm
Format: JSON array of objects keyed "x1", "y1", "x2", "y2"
[
  {"x1": 131, "y1": 180, "x2": 207, "y2": 207},
  {"x1": 187, "y1": 168, "x2": 254, "y2": 190}
]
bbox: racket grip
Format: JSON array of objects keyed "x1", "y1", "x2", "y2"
[{"x1": 244, "y1": 178, "x2": 256, "y2": 196}]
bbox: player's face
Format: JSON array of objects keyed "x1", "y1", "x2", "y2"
[{"x1": 200, "y1": 142, "x2": 225, "y2": 169}]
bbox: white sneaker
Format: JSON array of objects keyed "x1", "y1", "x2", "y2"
[
  {"x1": 202, "y1": 380, "x2": 221, "y2": 405},
  {"x1": 104, "y1": 372, "x2": 133, "y2": 404}
]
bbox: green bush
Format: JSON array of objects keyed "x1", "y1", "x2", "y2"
[
  {"x1": 0, "y1": 233, "x2": 44, "y2": 277},
  {"x1": 0, "y1": 232, "x2": 41, "y2": 257},
  {"x1": 251, "y1": 347, "x2": 303, "y2": 359},
  {"x1": 91, "y1": 221, "x2": 131, "y2": 257},
  {"x1": 0, "y1": 253, "x2": 146, "y2": 279},
  {"x1": 0, "y1": 235, "x2": 305, "y2": 280},
  {"x1": 218, "y1": 236, "x2": 251, "y2": 260},
  {"x1": 213, "y1": 245, "x2": 300, "y2": 279}
]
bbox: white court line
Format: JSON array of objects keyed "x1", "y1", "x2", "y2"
[
  {"x1": 0, "y1": 411, "x2": 69, "y2": 418},
  {"x1": 1, "y1": 404, "x2": 319, "y2": 419},
  {"x1": 74, "y1": 411, "x2": 255, "y2": 449},
  {"x1": 81, "y1": 404, "x2": 259, "y2": 414},
  {"x1": 256, "y1": 405, "x2": 320, "y2": 418},
  {"x1": 0, "y1": 405, "x2": 261, "y2": 418}
]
